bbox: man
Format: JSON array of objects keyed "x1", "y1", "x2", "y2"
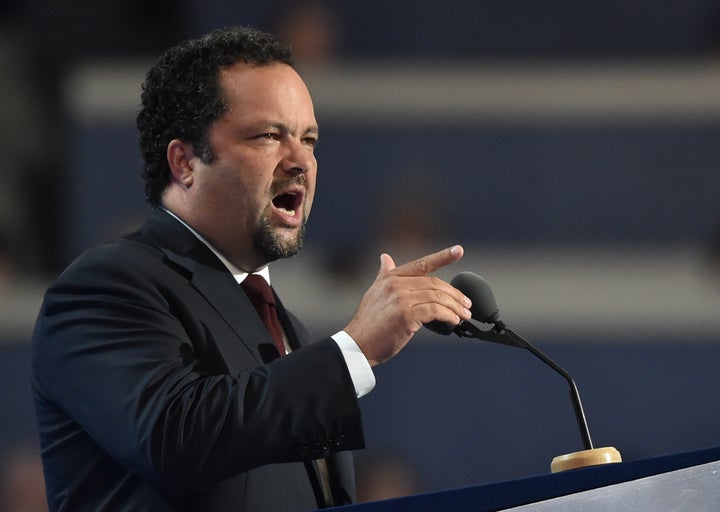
[{"x1": 31, "y1": 27, "x2": 472, "y2": 511}]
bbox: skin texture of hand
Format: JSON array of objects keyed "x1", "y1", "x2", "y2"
[{"x1": 344, "y1": 245, "x2": 473, "y2": 367}]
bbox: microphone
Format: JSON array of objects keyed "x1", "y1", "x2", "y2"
[
  {"x1": 425, "y1": 272, "x2": 499, "y2": 335},
  {"x1": 424, "y1": 272, "x2": 507, "y2": 340},
  {"x1": 426, "y1": 272, "x2": 622, "y2": 472}
]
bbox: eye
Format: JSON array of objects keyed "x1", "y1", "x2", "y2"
[
  {"x1": 249, "y1": 132, "x2": 280, "y2": 142},
  {"x1": 303, "y1": 136, "x2": 318, "y2": 149}
]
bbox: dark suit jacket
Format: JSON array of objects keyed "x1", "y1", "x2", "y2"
[{"x1": 31, "y1": 209, "x2": 365, "y2": 511}]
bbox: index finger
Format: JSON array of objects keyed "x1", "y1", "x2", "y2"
[{"x1": 392, "y1": 245, "x2": 464, "y2": 277}]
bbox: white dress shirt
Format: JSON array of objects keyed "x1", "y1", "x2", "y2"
[{"x1": 163, "y1": 209, "x2": 376, "y2": 398}]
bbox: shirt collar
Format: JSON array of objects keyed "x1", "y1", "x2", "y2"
[{"x1": 162, "y1": 208, "x2": 270, "y2": 285}]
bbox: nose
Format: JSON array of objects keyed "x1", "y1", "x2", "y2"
[
  {"x1": 280, "y1": 139, "x2": 314, "y2": 177},
  {"x1": 285, "y1": 165, "x2": 307, "y2": 177}
]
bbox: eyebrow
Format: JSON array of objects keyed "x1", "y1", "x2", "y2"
[{"x1": 267, "y1": 122, "x2": 319, "y2": 137}]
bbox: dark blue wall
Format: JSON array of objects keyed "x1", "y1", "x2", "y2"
[{"x1": 312, "y1": 122, "x2": 720, "y2": 247}]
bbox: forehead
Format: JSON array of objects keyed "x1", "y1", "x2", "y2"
[{"x1": 218, "y1": 62, "x2": 315, "y2": 115}]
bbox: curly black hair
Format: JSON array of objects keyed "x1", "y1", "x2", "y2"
[{"x1": 136, "y1": 27, "x2": 294, "y2": 206}]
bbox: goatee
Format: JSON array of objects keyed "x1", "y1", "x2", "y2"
[{"x1": 253, "y1": 213, "x2": 307, "y2": 262}]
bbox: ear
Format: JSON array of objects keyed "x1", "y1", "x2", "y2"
[{"x1": 167, "y1": 139, "x2": 197, "y2": 188}]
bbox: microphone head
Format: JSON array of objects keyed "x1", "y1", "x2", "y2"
[
  {"x1": 450, "y1": 272, "x2": 500, "y2": 324},
  {"x1": 423, "y1": 271, "x2": 501, "y2": 336}
]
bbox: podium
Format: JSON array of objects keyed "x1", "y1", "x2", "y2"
[{"x1": 330, "y1": 445, "x2": 720, "y2": 511}]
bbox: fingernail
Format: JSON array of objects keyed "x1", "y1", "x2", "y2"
[
  {"x1": 463, "y1": 296, "x2": 472, "y2": 307},
  {"x1": 450, "y1": 245, "x2": 461, "y2": 255}
]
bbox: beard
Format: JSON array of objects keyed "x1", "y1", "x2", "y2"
[{"x1": 253, "y1": 210, "x2": 308, "y2": 263}]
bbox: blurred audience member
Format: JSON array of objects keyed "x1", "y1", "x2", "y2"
[
  {"x1": 0, "y1": 1, "x2": 189, "y2": 275},
  {"x1": 355, "y1": 453, "x2": 422, "y2": 503},
  {"x1": 0, "y1": 445, "x2": 48, "y2": 512},
  {"x1": 270, "y1": 1, "x2": 343, "y2": 67},
  {"x1": 0, "y1": 231, "x2": 14, "y2": 288},
  {"x1": 0, "y1": 26, "x2": 51, "y2": 274},
  {"x1": 322, "y1": 173, "x2": 450, "y2": 284},
  {"x1": 373, "y1": 174, "x2": 451, "y2": 258},
  {"x1": 704, "y1": 220, "x2": 720, "y2": 284}
]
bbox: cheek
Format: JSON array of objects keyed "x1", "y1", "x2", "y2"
[
  {"x1": 305, "y1": 172, "x2": 317, "y2": 211},
  {"x1": 206, "y1": 177, "x2": 244, "y2": 207},
  {"x1": 209, "y1": 164, "x2": 261, "y2": 199}
]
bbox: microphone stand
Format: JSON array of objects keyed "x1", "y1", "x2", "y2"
[
  {"x1": 455, "y1": 320, "x2": 593, "y2": 450},
  {"x1": 454, "y1": 319, "x2": 621, "y2": 472}
]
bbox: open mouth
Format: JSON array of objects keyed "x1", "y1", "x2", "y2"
[{"x1": 272, "y1": 189, "x2": 304, "y2": 219}]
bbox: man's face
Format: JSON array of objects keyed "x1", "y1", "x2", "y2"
[{"x1": 185, "y1": 62, "x2": 318, "y2": 271}]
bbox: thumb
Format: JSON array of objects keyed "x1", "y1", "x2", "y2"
[{"x1": 377, "y1": 253, "x2": 397, "y2": 276}]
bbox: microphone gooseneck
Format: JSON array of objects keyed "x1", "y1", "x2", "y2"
[{"x1": 428, "y1": 272, "x2": 595, "y2": 452}]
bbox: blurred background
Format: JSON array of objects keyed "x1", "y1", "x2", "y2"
[{"x1": 2, "y1": 0, "x2": 720, "y2": 508}]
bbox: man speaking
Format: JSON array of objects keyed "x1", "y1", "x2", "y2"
[{"x1": 31, "y1": 26, "x2": 472, "y2": 511}]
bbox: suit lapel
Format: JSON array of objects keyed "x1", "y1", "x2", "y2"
[
  {"x1": 133, "y1": 210, "x2": 280, "y2": 370},
  {"x1": 132, "y1": 211, "x2": 352, "y2": 506},
  {"x1": 273, "y1": 292, "x2": 307, "y2": 351},
  {"x1": 189, "y1": 262, "x2": 278, "y2": 368}
]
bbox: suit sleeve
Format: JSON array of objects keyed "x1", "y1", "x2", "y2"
[{"x1": 31, "y1": 245, "x2": 365, "y2": 495}]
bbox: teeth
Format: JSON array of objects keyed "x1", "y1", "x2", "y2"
[{"x1": 274, "y1": 190, "x2": 300, "y2": 217}]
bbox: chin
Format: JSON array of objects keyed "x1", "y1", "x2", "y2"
[{"x1": 254, "y1": 223, "x2": 306, "y2": 262}]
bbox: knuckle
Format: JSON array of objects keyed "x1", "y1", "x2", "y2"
[
  {"x1": 384, "y1": 278, "x2": 402, "y2": 295},
  {"x1": 412, "y1": 258, "x2": 428, "y2": 274}
]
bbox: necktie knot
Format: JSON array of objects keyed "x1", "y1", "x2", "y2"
[{"x1": 241, "y1": 274, "x2": 275, "y2": 307}]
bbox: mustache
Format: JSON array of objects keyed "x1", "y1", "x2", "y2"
[{"x1": 271, "y1": 175, "x2": 307, "y2": 194}]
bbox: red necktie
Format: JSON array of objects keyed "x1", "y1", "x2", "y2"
[
  {"x1": 242, "y1": 276, "x2": 333, "y2": 504},
  {"x1": 241, "y1": 274, "x2": 286, "y2": 357}
]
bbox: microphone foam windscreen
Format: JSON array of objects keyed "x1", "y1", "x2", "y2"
[{"x1": 451, "y1": 272, "x2": 499, "y2": 323}]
